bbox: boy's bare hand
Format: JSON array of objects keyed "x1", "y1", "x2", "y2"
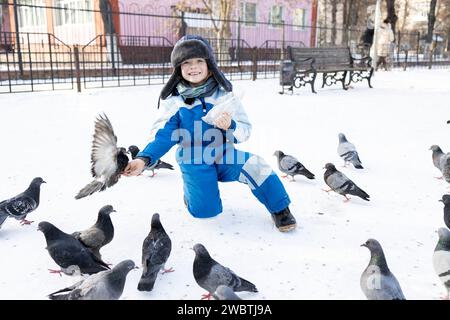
[
  {"x1": 123, "y1": 159, "x2": 146, "y2": 176},
  {"x1": 214, "y1": 112, "x2": 232, "y2": 130}
]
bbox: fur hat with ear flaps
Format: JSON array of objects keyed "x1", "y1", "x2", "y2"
[{"x1": 159, "y1": 35, "x2": 232, "y2": 100}]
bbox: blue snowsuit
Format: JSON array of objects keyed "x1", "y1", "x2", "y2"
[{"x1": 137, "y1": 87, "x2": 290, "y2": 218}]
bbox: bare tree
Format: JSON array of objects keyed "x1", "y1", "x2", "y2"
[
  {"x1": 426, "y1": 0, "x2": 438, "y2": 43},
  {"x1": 385, "y1": 0, "x2": 398, "y2": 35},
  {"x1": 331, "y1": 0, "x2": 338, "y2": 45}
]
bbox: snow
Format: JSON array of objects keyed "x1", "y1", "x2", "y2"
[{"x1": 0, "y1": 68, "x2": 449, "y2": 300}]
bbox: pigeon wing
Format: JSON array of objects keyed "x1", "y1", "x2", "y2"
[
  {"x1": 0, "y1": 195, "x2": 36, "y2": 219},
  {"x1": 338, "y1": 141, "x2": 356, "y2": 157},
  {"x1": 325, "y1": 171, "x2": 349, "y2": 191},
  {"x1": 91, "y1": 114, "x2": 119, "y2": 181},
  {"x1": 75, "y1": 227, "x2": 106, "y2": 249},
  {"x1": 280, "y1": 155, "x2": 300, "y2": 173}
]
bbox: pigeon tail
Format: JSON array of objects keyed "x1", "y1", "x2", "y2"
[
  {"x1": 137, "y1": 272, "x2": 158, "y2": 292},
  {"x1": 352, "y1": 187, "x2": 370, "y2": 201},
  {"x1": 353, "y1": 163, "x2": 364, "y2": 169},
  {"x1": 236, "y1": 278, "x2": 258, "y2": 293},
  {"x1": 0, "y1": 212, "x2": 8, "y2": 228},
  {"x1": 155, "y1": 160, "x2": 174, "y2": 170},
  {"x1": 75, "y1": 180, "x2": 104, "y2": 199},
  {"x1": 48, "y1": 293, "x2": 69, "y2": 300},
  {"x1": 301, "y1": 169, "x2": 315, "y2": 180}
]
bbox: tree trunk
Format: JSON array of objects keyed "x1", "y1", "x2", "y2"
[
  {"x1": 401, "y1": 0, "x2": 409, "y2": 32},
  {"x1": 331, "y1": 0, "x2": 337, "y2": 45},
  {"x1": 386, "y1": 0, "x2": 398, "y2": 35},
  {"x1": 427, "y1": 0, "x2": 438, "y2": 43},
  {"x1": 342, "y1": 0, "x2": 349, "y2": 45}
]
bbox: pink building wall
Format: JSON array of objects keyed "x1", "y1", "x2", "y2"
[{"x1": 117, "y1": 0, "x2": 314, "y2": 47}]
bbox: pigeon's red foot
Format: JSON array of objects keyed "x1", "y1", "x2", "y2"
[
  {"x1": 48, "y1": 269, "x2": 63, "y2": 277},
  {"x1": 20, "y1": 219, "x2": 34, "y2": 225},
  {"x1": 322, "y1": 188, "x2": 332, "y2": 193},
  {"x1": 343, "y1": 196, "x2": 351, "y2": 203},
  {"x1": 162, "y1": 267, "x2": 174, "y2": 274},
  {"x1": 201, "y1": 292, "x2": 212, "y2": 300}
]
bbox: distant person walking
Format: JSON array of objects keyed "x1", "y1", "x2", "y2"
[{"x1": 375, "y1": 18, "x2": 395, "y2": 71}]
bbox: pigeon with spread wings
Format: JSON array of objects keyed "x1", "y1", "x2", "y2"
[{"x1": 76, "y1": 114, "x2": 129, "y2": 200}]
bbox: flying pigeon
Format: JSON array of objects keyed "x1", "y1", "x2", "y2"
[
  {"x1": 193, "y1": 243, "x2": 258, "y2": 300},
  {"x1": 429, "y1": 145, "x2": 450, "y2": 180},
  {"x1": 75, "y1": 114, "x2": 129, "y2": 199},
  {"x1": 441, "y1": 195, "x2": 450, "y2": 230},
  {"x1": 337, "y1": 133, "x2": 363, "y2": 169},
  {"x1": 433, "y1": 228, "x2": 450, "y2": 299},
  {"x1": 213, "y1": 285, "x2": 242, "y2": 300},
  {"x1": 71, "y1": 205, "x2": 116, "y2": 260},
  {"x1": 323, "y1": 163, "x2": 370, "y2": 202},
  {"x1": 138, "y1": 213, "x2": 173, "y2": 292},
  {"x1": 0, "y1": 177, "x2": 46, "y2": 229},
  {"x1": 128, "y1": 145, "x2": 174, "y2": 177},
  {"x1": 38, "y1": 221, "x2": 110, "y2": 276},
  {"x1": 48, "y1": 260, "x2": 137, "y2": 300},
  {"x1": 273, "y1": 150, "x2": 315, "y2": 181},
  {"x1": 360, "y1": 239, "x2": 406, "y2": 300}
]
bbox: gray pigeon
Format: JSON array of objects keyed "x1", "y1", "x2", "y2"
[
  {"x1": 323, "y1": 163, "x2": 370, "y2": 202},
  {"x1": 360, "y1": 239, "x2": 406, "y2": 300},
  {"x1": 71, "y1": 205, "x2": 116, "y2": 260},
  {"x1": 193, "y1": 243, "x2": 258, "y2": 300},
  {"x1": 433, "y1": 228, "x2": 450, "y2": 299},
  {"x1": 213, "y1": 285, "x2": 242, "y2": 300},
  {"x1": 75, "y1": 114, "x2": 129, "y2": 199},
  {"x1": 137, "y1": 213, "x2": 173, "y2": 292},
  {"x1": 38, "y1": 221, "x2": 110, "y2": 276},
  {"x1": 440, "y1": 195, "x2": 450, "y2": 230},
  {"x1": 48, "y1": 260, "x2": 137, "y2": 300},
  {"x1": 337, "y1": 133, "x2": 363, "y2": 169},
  {"x1": 128, "y1": 145, "x2": 174, "y2": 177},
  {"x1": 0, "y1": 177, "x2": 46, "y2": 229},
  {"x1": 429, "y1": 145, "x2": 450, "y2": 180},
  {"x1": 273, "y1": 150, "x2": 315, "y2": 181}
]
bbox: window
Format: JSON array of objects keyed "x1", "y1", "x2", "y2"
[
  {"x1": 240, "y1": 2, "x2": 256, "y2": 26},
  {"x1": 54, "y1": 0, "x2": 93, "y2": 26},
  {"x1": 293, "y1": 8, "x2": 306, "y2": 30},
  {"x1": 18, "y1": 0, "x2": 46, "y2": 28},
  {"x1": 269, "y1": 5, "x2": 283, "y2": 27}
]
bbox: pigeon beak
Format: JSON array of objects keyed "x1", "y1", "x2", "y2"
[
  {"x1": 133, "y1": 266, "x2": 139, "y2": 270},
  {"x1": 439, "y1": 199, "x2": 444, "y2": 203},
  {"x1": 42, "y1": 180, "x2": 47, "y2": 184},
  {"x1": 360, "y1": 243, "x2": 367, "y2": 247}
]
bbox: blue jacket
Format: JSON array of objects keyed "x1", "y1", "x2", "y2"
[{"x1": 137, "y1": 88, "x2": 252, "y2": 165}]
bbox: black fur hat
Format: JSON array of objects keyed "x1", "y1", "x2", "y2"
[{"x1": 160, "y1": 35, "x2": 232, "y2": 100}]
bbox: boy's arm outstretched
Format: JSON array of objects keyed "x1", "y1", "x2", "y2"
[{"x1": 124, "y1": 101, "x2": 180, "y2": 176}]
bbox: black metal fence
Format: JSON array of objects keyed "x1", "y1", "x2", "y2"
[{"x1": 0, "y1": 3, "x2": 449, "y2": 93}]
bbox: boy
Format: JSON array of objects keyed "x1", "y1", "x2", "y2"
[{"x1": 124, "y1": 35, "x2": 296, "y2": 232}]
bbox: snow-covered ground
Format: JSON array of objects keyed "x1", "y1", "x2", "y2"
[{"x1": 0, "y1": 69, "x2": 449, "y2": 300}]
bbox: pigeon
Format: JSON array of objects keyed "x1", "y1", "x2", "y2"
[
  {"x1": 442, "y1": 157, "x2": 450, "y2": 184},
  {"x1": 441, "y1": 195, "x2": 450, "y2": 230},
  {"x1": 337, "y1": 133, "x2": 363, "y2": 169},
  {"x1": 71, "y1": 205, "x2": 116, "y2": 260},
  {"x1": 0, "y1": 177, "x2": 46, "y2": 229},
  {"x1": 429, "y1": 145, "x2": 450, "y2": 180},
  {"x1": 213, "y1": 285, "x2": 242, "y2": 300},
  {"x1": 138, "y1": 213, "x2": 173, "y2": 292},
  {"x1": 128, "y1": 145, "x2": 174, "y2": 177},
  {"x1": 75, "y1": 114, "x2": 129, "y2": 199},
  {"x1": 38, "y1": 221, "x2": 110, "y2": 276},
  {"x1": 193, "y1": 243, "x2": 258, "y2": 300},
  {"x1": 433, "y1": 228, "x2": 450, "y2": 299},
  {"x1": 273, "y1": 150, "x2": 315, "y2": 181},
  {"x1": 360, "y1": 239, "x2": 406, "y2": 300},
  {"x1": 323, "y1": 163, "x2": 370, "y2": 202},
  {"x1": 48, "y1": 260, "x2": 137, "y2": 300}
]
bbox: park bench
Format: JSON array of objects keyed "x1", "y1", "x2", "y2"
[{"x1": 280, "y1": 46, "x2": 373, "y2": 94}]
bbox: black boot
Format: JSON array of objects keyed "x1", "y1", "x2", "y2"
[{"x1": 271, "y1": 207, "x2": 297, "y2": 232}]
